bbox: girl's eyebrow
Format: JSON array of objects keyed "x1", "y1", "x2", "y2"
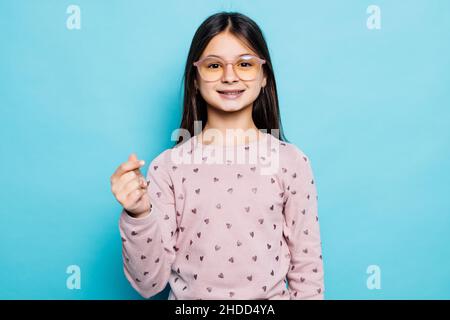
[{"x1": 203, "y1": 53, "x2": 253, "y2": 59}]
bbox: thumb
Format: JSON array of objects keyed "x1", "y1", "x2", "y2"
[
  {"x1": 129, "y1": 152, "x2": 145, "y2": 178},
  {"x1": 128, "y1": 153, "x2": 138, "y2": 162}
]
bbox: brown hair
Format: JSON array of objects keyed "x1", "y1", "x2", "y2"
[{"x1": 176, "y1": 11, "x2": 288, "y2": 146}]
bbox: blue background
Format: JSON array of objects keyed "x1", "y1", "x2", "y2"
[{"x1": 1, "y1": 0, "x2": 449, "y2": 299}]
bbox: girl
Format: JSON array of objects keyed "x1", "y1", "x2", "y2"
[{"x1": 110, "y1": 11, "x2": 324, "y2": 300}]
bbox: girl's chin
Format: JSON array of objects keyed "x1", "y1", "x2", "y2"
[
  {"x1": 211, "y1": 102, "x2": 247, "y2": 113},
  {"x1": 206, "y1": 97, "x2": 253, "y2": 112}
]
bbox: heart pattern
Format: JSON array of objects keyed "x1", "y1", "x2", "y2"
[{"x1": 120, "y1": 137, "x2": 323, "y2": 299}]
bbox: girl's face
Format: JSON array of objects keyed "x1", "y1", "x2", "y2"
[{"x1": 194, "y1": 31, "x2": 267, "y2": 113}]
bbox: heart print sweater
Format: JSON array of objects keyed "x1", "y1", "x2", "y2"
[{"x1": 118, "y1": 131, "x2": 324, "y2": 300}]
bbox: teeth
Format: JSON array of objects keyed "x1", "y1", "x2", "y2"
[{"x1": 220, "y1": 91, "x2": 242, "y2": 95}]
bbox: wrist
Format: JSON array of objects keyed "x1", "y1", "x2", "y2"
[{"x1": 124, "y1": 205, "x2": 152, "y2": 219}]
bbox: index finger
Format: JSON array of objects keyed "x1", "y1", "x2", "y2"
[{"x1": 113, "y1": 159, "x2": 145, "y2": 179}]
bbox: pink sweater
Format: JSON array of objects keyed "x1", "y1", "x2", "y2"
[{"x1": 118, "y1": 132, "x2": 324, "y2": 300}]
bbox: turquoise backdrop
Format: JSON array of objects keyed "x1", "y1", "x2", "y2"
[{"x1": 1, "y1": 0, "x2": 449, "y2": 299}]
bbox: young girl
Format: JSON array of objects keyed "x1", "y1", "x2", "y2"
[{"x1": 110, "y1": 11, "x2": 324, "y2": 300}]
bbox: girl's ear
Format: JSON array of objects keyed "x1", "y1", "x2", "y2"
[
  {"x1": 194, "y1": 79, "x2": 199, "y2": 90},
  {"x1": 262, "y1": 76, "x2": 267, "y2": 89}
]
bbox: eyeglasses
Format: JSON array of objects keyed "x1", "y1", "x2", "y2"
[{"x1": 193, "y1": 54, "x2": 266, "y2": 82}]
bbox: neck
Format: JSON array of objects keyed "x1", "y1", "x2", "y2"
[{"x1": 200, "y1": 103, "x2": 261, "y2": 146}]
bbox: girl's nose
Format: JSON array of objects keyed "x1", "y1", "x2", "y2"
[{"x1": 222, "y1": 63, "x2": 239, "y2": 83}]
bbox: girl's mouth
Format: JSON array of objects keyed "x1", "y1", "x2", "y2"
[{"x1": 217, "y1": 89, "x2": 245, "y2": 100}]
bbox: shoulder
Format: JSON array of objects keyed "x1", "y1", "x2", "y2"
[
  {"x1": 268, "y1": 133, "x2": 312, "y2": 167},
  {"x1": 149, "y1": 148, "x2": 173, "y2": 167},
  {"x1": 145, "y1": 136, "x2": 196, "y2": 175},
  {"x1": 268, "y1": 135, "x2": 317, "y2": 192}
]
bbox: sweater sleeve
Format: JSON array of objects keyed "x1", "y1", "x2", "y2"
[
  {"x1": 282, "y1": 148, "x2": 325, "y2": 299},
  {"x1": 118, "y1": 154, "x2": 177, "y2": 299}
]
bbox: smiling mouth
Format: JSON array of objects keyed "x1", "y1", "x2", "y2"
[{"x1": 217, "y1": 90, "x2": 245, "y2": 95}]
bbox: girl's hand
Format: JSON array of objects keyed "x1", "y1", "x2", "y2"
[{"x1": 110, "y1": 153, "x2": 151, "y2": 219}]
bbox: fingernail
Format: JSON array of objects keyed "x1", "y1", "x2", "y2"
[{"x1": 139, "y1": 160, "x2": 145, "y2": 166}]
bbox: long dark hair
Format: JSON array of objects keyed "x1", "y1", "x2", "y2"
[{"x1": 176, "y1": 11, "x2": 288, "y2": 145}]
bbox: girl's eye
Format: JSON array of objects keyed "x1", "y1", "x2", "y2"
[
  {"x1": 237, "y1": 58, "x2": 256, "y2": 68},
  {"x1": 207, "y1": 63, "x2": 222, "y2": 69},
  {"x1": 239, "y1": 62, "x2": 252, "y2": 67}
]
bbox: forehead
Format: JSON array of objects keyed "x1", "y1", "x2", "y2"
[{"x1": 200, "y1": 32, "x2": 257, "y2": 59}]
